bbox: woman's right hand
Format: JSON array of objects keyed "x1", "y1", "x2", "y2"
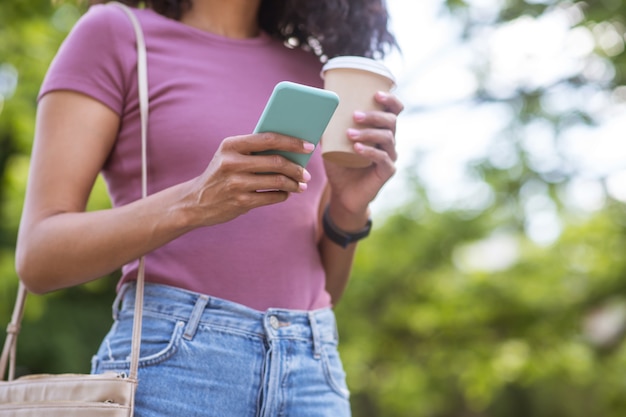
[
  {"x1": 181, "y1": 132, "x2": 314, "y2": 227},
  {"x1": 16, "y1": 91, "x2": 312, "y2": 293}
]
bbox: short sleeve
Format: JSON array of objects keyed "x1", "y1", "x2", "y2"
[{"x1": 38, "y1": 4, "x2": 135, "y2": 115}]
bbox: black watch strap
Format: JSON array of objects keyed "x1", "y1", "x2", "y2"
[{"x1": 322, "y1": 206, "x2": 372, "y2": 248}]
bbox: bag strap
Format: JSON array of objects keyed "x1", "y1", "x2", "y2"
[
  {"x1": 0, "y1": 1, "x2": 149, "y2": 383},
  {"x1": 0, "y1": 282, "x2": 27, "y2": 381},
  {"x1": 114, "y1": 0, "x2": 149, "y2": 383}
]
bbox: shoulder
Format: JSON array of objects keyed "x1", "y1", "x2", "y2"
[
  {"x1": 71, "y1": 3, "x2": 132, "y2": 36},
  {"x1": 53, "y1": 4, "x2": 139, "y2": 74},
  {"x1": 70, "y1": 3, "x2": 172, "y2": 47},
  {"x1": 38, "y1": 4, "x2": 141, "y2": 112},
  {"x1": 71, "y1": 4, "x2": 172, "y2": 49},
  {"x1": 55, "y1": 3, "x2": 139, "y2": 57}
]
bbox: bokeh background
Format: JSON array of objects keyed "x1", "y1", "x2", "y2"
[{"x1": 2, "y1": 1, "x2": 626, "y2": 416}]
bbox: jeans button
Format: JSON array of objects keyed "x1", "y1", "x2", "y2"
[{"x1": 269, "y1": 315, "x2": 280, "y2": 330}]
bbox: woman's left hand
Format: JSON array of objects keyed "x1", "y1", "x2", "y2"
[{"x1": 323, "y1": 91, "x2": 404, "y2": 216}]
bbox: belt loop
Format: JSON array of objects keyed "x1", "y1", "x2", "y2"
[
  {"x1": 111, "y1": 283, "x2": 130, "y2": 321},
  {"x1": 308, "y1": 312, "x2": 322, "y2": 360},
  {"x1": 183, "y1": 295, "x2": 209, "y2": 341}
]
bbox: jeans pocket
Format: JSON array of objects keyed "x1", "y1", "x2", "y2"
[
  {"x1": 95, "y1": 314, "x2": 185, "y2": 371},
  {"x1": 321, "y1": 343, "x2": 351, "y2": 399}
]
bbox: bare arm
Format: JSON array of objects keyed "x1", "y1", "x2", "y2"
[
  {"x1": 317, "y1": 186, "x2": 370, "y2": 304},
  {"x1": 17, "y1": 91, "x2": 313, "y2": 293}
]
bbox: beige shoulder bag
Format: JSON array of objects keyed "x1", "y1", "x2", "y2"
[{"x1": 0, "y1": 3, "x2": 149, "y2": 416}]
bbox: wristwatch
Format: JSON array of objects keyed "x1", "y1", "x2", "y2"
[{"x1": 322, "y1": 206, "x2": 372, "y2": 248}]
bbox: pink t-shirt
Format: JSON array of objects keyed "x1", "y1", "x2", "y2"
[{"x1": 39, "y1": 4, "x2": 332, "y2": 311}]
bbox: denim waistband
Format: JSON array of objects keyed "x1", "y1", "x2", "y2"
[{"x1": 113, "y1": 282, "x2": 338, "y2": 353}]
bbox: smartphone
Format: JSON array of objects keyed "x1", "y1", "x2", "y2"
[{"x1": 253, "y1": 81, "x2": 339, "y2": 167}]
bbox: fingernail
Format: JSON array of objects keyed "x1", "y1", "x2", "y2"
[
  {"x1": 354, "y1": 142, "x2": 365, "y2": 153},
  {"x1": 303, "y1": 142, "x2": 315, "y2": 152},
  {"x1": 376, "y1": 91, "x2": 389, "y2": 99},
  {"x1": 303, "y1": 169, "x2": 312, "y2": 182},
  {"x1": 347, "y1": 128, "x2": 360, "y2": 139},
  {"x1": 353, "y1": 111, "x2": 366, "y2": 121},
  {"x1": 299, "y1": 182, "x2": 308, "y2": 192}
]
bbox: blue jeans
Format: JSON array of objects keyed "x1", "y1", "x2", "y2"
[{"x1": 91, "y1": 283, "x2": 351, "y2": 417}]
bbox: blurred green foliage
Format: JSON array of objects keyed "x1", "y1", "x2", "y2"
[
  {"x1": 1, "y1": 1, "x2": 626, "y2": 416},
  {"x1": 340, "y1": 197, "x2": 626, "y2": 416}
]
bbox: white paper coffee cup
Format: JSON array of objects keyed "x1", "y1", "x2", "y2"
[{"x1": 321, "y1": 56, "x2": 396, "y2": 168}]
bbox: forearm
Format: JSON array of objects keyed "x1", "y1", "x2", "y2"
[
  {"x1": 319, "y1": 239, "x2": 356, "y2": 305},
  {"x1": 16, "y1": 182, "x2": 194, "y2": 294},
  {"x1": 319, "y1": 202, "x2": 370, "y2": 305}
]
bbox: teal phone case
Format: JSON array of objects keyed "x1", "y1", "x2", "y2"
[{"x1": 253, "y1": 81, "x2": 339, "y2": 167}]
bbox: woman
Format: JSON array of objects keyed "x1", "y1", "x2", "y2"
[{"x1": 16, "y1": 0, "x2": 403, "y2": 415}]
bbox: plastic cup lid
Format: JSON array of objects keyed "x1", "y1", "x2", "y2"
[{"x1": 321, "y1": 56, "x2": 396, "y2": 84}]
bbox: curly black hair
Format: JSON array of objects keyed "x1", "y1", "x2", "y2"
[{"x1": 91, "y1": 0, "x2": 398, "y2": 59}]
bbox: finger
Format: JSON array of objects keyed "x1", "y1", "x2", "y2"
[
  {"x1": 253, "y1": 190, "x2": 291, "y2": 204},
  {"x1": 247, "y1": 153, "x2": 312, "y2": 184},
  {"x1": 354, "y1": 142, "x2": 397, "y2": 179},
  {"x1": 374, "y1": 91, "x2": 404, "y2": 115},
  {"x1": 348, "y1": 127, "x2": 397, "y2": 162},
  {"x1": 246, "y1": 171, "x2": 307, "y2": 194},
  {"x1": 214, "y1": 173, "x2": 295, "y2": 211},
  {"x1": 237, "y1": 188, "x2": 291, "y2": 208},
  {"x1": 222, "y1": 133, "x2": 316, "y2": 155},
  {"x1": 354, "y1": 110, "x2": 397, "y2": 135}
]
